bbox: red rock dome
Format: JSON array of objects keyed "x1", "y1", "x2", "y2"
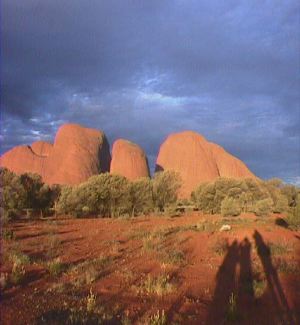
[
  {"x1": 156, "y1": 131, "x2": 256, "y2": 197},
  {"x1": 110, "y1": 139, "x2": 150, "y2": 180},
  {"x1": 1, "y1": 123, "x2": 111, "y2": 185}
]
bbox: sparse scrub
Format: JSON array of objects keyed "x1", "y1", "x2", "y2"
[
  {"x1": 135, "y1": 273, "x2": 174, "y2": 296},
  {"x1": 142, "y1": 235, "x2": 156, "y2": 252},
  {"x1": 253, "y1": 279, "x2": 267, "y2": 298},
  {"x1": 86, "y1": 288, "x2": 97, "y2": 313},
  {"x1": 9, "y1": 251, "x2": 30, "y2": 285},
  {"x1": 286, "y1": 193, "x2": 300, "y2": 230},
  {"x1": 275, "y1": 258, "x2": 299, "y2": 274},
  {"x1": 268, "y1": 241, "x2": 293, "y2": 256},
  {"x1": 226, "y1": 292, "x2": 239, "y2": 322},
  {"x1": 47, "y1": 258, "x2": 64, "y2": 277},
  {"x1": 45, "y1": 221, "x2": 61, "y2": 259},
  {"x1": 2, "y1": 228, "x2": 15, "y2": 240},
  {"x1": 149, "y1": 310, "x2": 167, "y2": 325},
  {"x1": 0, "y1": 273, "x2": 9, "y2": 290},
  {"x1": 69, "y1": 256, "x2": 111, "y2": 286},
  {"x1": 212, "y1": 237, "x2": 228, "y2": 256},
  {"x1": 160, "y1": 249, "x2": 185, "y2": 266}
]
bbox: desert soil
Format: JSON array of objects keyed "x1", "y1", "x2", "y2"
[{"x1": 1, "y1": 212, "x2": 299, "y2": 324}]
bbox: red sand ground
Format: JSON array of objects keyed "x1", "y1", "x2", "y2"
[{"x1": 1, "y1": 212, "x2": 299, "y2": 324}]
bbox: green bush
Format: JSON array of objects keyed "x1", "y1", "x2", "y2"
[
  {"x1": 128, "y1": 177, "x2": 153, "y2": 216},
  {"x1": 152, "y1": 171, "x2": 181, "y2": 212},
  {"x1": 254, "y1": 198, "x2": 273, "y2": 216},
  {"x1": 57, "y1": 173, "x2": 130, "y2": 217},
  {"x1": 0, "y1": 168, "x2": 27, "y2": 217},
  {"x1": 0, "y1": 168, "x2": 59, "y2": 219},
  {"x1": 273, "y1": 194, "x2": 289, "y2": 213},
  {"x1": 287, "y1": 193, "x2": 300, "y2": 230},
  {"x1": 47, "y1": 258, "x2": 64, "y2": 277},
  {"x1": 191, "y1": 177, "x2": 298, "y2": 216},
  {"x1": 221, "y1": 196, "x2": 241, "y2": 217}
]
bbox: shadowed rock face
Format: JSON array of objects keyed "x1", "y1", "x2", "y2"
[
  {"x1": 0, "y1": 124, "x2": 111, "y2": 185},
  {"x1": 156, "y1": 131, "x2": 256, "y2": 197},
  {"x1": 110, "y1": 139, "x2": 150, "y2": 180}
]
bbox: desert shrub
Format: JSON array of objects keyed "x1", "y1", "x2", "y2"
[
  {"x1": 0, "y1": 169, "x2": 59, "y2": 220},
  {"x1": 273, "y1": 194, "x2": 289, "y2": 213},
  {"x1": 128, "y1": 177, "x2": 153, "y2": 216},
  {"x1": 221, "y1": 197, "x2": 241, "y2": 217},
  {"x1": 20, "y1": 173, "x2": 52, "y2": 211},
  {"x1": 47, "y1": 258, "x2": 64, "y2": 277},
  {"x1": 281, "y1": 184, "x2": 298, "y2": 208},
  {"x1": 152, "y1": 171, "x2": 181, "y2": 211},
  {"x1": 86, "y1": 289, "x2": 97, "y2": 313},
  {"x1": 254, "y1": 198, "x2": 273, "y2": 216},
  {"x1": 56, "y1": 186, "x2": 73, "y2": 215},
  {"x1": 9, "y1": 251, "x2": 30, "y2": 285},
  {"x1": 287, "y1": 193, "x2": 300, "y2": 230},
  {"x1": 191, "y1": 182, "x2": 217, "y2": 213},
  {"x1": 149, "y1": 310, "x2": 167, "y2": 325},
  {"x1": 191, "y1": 177, "x2": 293, "y2": 215},
  {"x1": 0, "y1": 168, "x2": 27, "y2": 220},
  {"x1": 192, "y1": 178, "x2": 252, "y2": 214},
  {"x1": 136, "y1": 274, "x2": 174, "y2": 296},
  {"x1": 2, "y1": 228, "x2": 15, "y2": 240},
  {"x1": 57, "y1": 173, "x2": 130, "y2": 217}
]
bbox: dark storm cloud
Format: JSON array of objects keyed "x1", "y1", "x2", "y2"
[{"x1": 1, "y1": 0, "x2": 300, "y2": 184}]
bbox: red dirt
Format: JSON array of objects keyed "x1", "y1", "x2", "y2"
[{"x1": 1, "y1": 213, "x2": 299, "y2": 324}]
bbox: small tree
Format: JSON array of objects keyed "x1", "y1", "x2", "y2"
[
  {"x1": 273, "y1": 194, "x2": 288, "y2": 214},
  {"x1": 20, "y1": 173, "x2": 53, "y2": 217},
  {"x1": 57, "y1": 186, "x2": 74, "y2": 215},
  {"x1": 0, "y1": 168, "x2": 27, "y2": 221},
  {"x1": 152, "y1": 171, "x2": 181, "y2": 211},
  {"x1": 254, "y1": 198, "x2": 273, "y2": 216},
  {"x1": 192, "y1": 182, "x2": 216, "y2": 214},
  {"x1": 287, "y1": 193, "x2": 300, "y2": 230},
  {"x1": 56, "y1": 173, "x2": 130, "y2": 218},
  {"x1": 281, "y1": 185, "x2": 298, "y2": 208},
  {"x1": 129, "y1": 178, "x2": 153, "y2": 216},
  {"x1": 221, "y1": 197, "x2": 241, "y2": 217}
]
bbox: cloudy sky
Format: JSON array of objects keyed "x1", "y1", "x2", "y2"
[{"x1": 1, "y1": 0, "x2": 300, "y2": 184}]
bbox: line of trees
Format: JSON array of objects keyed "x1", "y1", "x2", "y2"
[
  {"x1": 1, "y1": 167, "x2": 299, "y2": 227},
  {"x1": 0, "y1": 168, "x2": 181, "y2": 220},
  {"x1": 191, "y1": 177, "x2": 299, "y2": 219}
]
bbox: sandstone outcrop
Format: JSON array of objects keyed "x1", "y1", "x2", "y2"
[
  {"x1": 110, "y1": 139, "x2": 150, "y2": 180},
  {"x1": 156, "y1": 131, "x2": 256, "y2": 197},
  {"x1": 0, "y1": 123, "x2": 111, "y2": 185}
]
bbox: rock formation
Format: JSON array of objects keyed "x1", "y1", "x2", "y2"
[
  {"x1": 156, "y1": 131, "x2": 256, "y2": 197},
  {"x1": 0, "y1": 123, "x2": 111, "y2": 185},
  {"x1": 110, "y1": 139, "x2": 150, "y2": 180}
]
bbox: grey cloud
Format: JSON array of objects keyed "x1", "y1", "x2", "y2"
[{"x1": 1, "y1": 0, "x2": 300, "y2": 184}]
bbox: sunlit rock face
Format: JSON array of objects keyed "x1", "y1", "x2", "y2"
[
  {"x1": 110, "y1": 139, "x2": 150, "y2": 180},
  {"x1": 0, "y1": 123, "x2": 111, "y2": 185},
  {"x1": 155, "y1": 131, "x2": 256, "y2": 197}
]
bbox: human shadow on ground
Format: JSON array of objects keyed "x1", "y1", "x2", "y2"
[
  {"x1": 253, "y1": 230, "x2": 295, "y2": 325},
  {"x1": 206, "y1": 232, "x2": 296, "y2": 324}
]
